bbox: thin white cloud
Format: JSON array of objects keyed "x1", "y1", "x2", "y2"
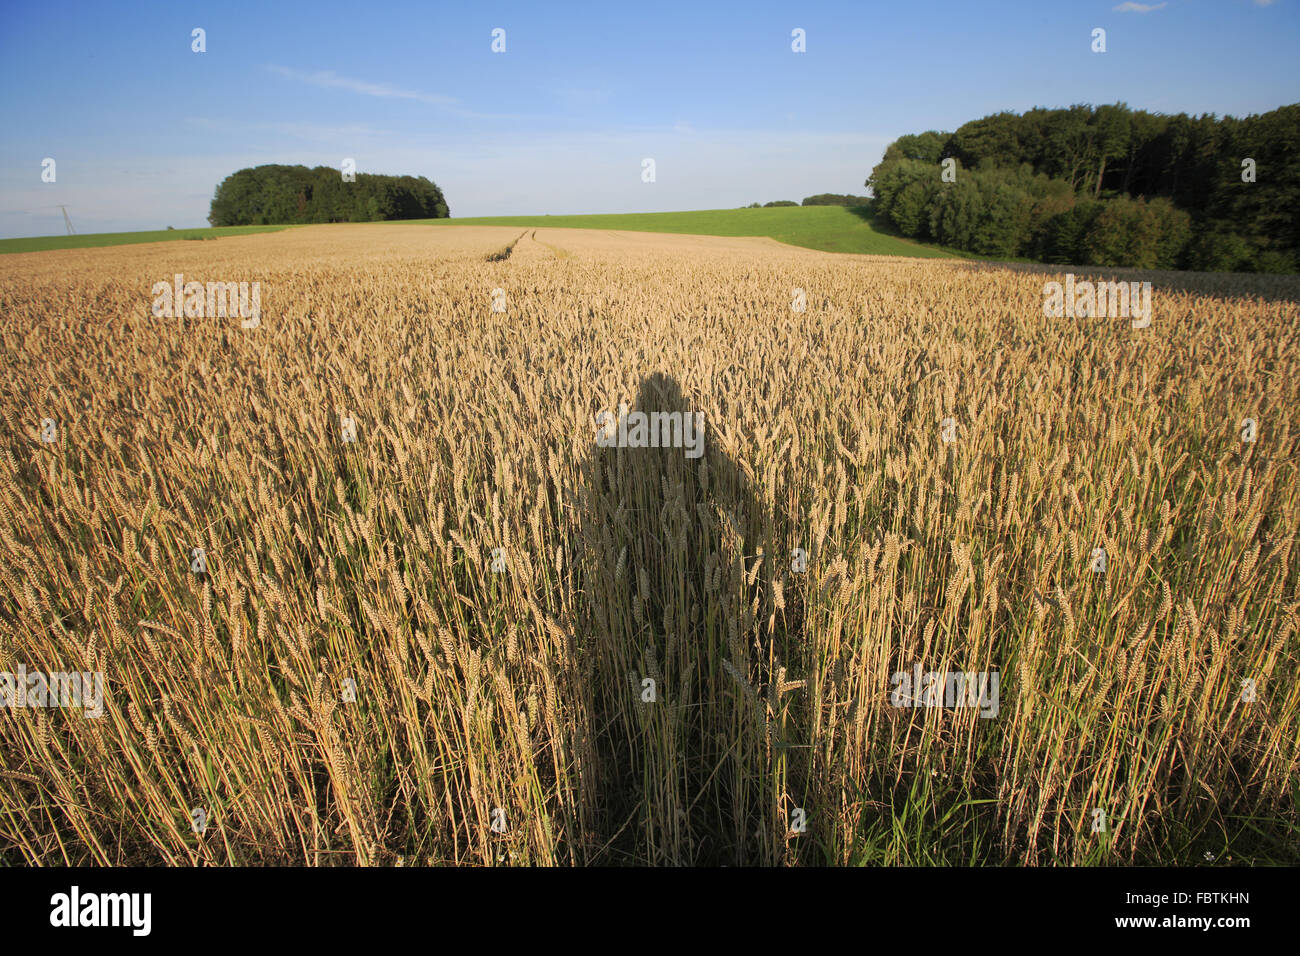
[
  {"x1": 268, "y1": 65, "x2": 457, "y2": 106},
  {"x1": 1113, "y1": 2, "x2": 1168, "y2": 11},
  {"x1": 267, "y1": 65, "x2": 549, "y2": 121}
]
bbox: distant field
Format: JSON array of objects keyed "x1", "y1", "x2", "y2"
[
  {"x1": 414, "y1": 206, "x2": 960, "y2": 258},
  {"x1": 0, "y1": 224, "x2": 293, "y2": 255},
  {"x1": 0, "y1": 209, "x2": 959, "y2": 259}
]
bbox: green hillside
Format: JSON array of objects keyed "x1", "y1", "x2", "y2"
[
  {"x1": 0, "y1": 225, "x2": 293, "y2": 255},
  {"x1": 416, "y1": 206, "x2": 960, "y2": 258}
]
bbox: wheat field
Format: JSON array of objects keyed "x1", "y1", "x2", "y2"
[{"x1": 1, "y1": 223, "x2": 1297, "y2": 866}]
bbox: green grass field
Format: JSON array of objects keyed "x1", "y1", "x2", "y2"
[
  {"x1": 415, "y1": 206, "x2": 959, "y2": 258},
  {"x1": 0, "y1": 224, "x2": 293, "y2": 255}
]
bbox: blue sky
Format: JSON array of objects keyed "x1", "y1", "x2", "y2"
[{"x1": 1, "y1": 0, "x2": 1296, "y2": 237}]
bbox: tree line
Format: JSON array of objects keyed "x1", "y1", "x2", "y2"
[
  {"x1": 208, "y1": 165, "x2": 449, "y2": 226},
  {"x1": 741, "y1": 195, "x2": 871, "y2": 208},
  {"x1": 867, "y1": 103, "x2": 1299, "y2": 272},
  {"x1": 801, "y1": 193, "x2": 871, "y2": 206}
]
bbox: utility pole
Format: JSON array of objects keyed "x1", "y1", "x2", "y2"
[{"x1": 56, "y1": 205, "x2": 75, "y2": 235}]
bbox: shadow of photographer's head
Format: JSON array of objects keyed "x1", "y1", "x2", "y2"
[
  {"x1": 580, "y1": 372, "x2": 740, "y2": 621},
  {"x1": 594, "y1": 372, "x2": 707, "y2": 464}
]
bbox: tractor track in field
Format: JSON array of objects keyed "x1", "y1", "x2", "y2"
[
  {"x1": 529, "y1": 229, "x2": 572, "y2": 259},
  {"x1": 487, "y1": 229, "x2": 573, "y2": 262},
  {"x1": 485, "y1": 230, "x2": 527, "y2": 261}
]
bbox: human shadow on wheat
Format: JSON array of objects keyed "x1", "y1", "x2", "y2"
[{"x1": 567, "y1": 372, "x2": 810, "y2": 866}]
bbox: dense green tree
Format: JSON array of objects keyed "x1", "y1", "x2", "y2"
[
  {"x1": 801, "y1": 193, "x2": 871, "y2": 206},
  {"x1": 881, "y1": 130, "x2": 949, "y2": 164},
  {"x1": 929, "y1": 177, "x2": 982, "y2": 249},
  {"x1": 1147, "y1": 197, "x2": 1193, "y2": 269},
  {"x1": 1087, "y1": 103, "x2": 1132, "y2": 198},
  {"x1": 951, "y1": 111, "x2": 1024, "y2": 169},
  {"x1": 208, "y1": 165, "x2": 450, "y2": 226},
  {"x1": 867, "y1": 158, "x2": 935, "y2": 233},
  {"x1": 1186, "y1": 230, "x2": 1255, "y2": 272},
  {"x1": 866, "y1": 102, "x2": 1299, "y2": 272},
  {"x1": 1084, "y1": 196, "x2": 1163, "y2": 268}
]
